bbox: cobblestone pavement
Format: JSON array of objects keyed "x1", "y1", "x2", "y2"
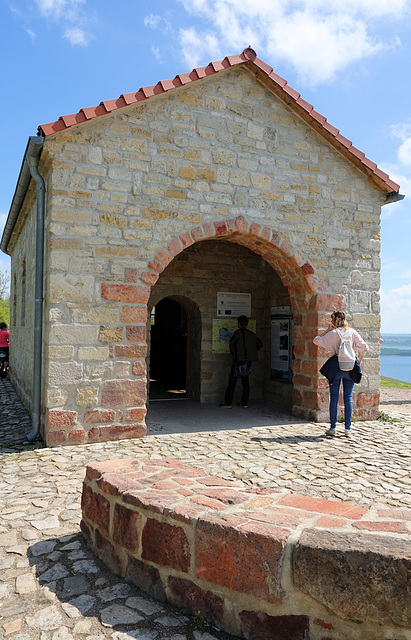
[{"x1": 1, "y1": 376, "x2": 411, "y2": 639}]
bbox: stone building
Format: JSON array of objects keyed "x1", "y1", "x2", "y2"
[{"x1": 1, "y1": 48, "x2": 402, "y2": 446}]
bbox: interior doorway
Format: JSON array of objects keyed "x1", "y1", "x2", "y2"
[{"x1": 149, "y1": 298, "x2": 187, "y2": 400}]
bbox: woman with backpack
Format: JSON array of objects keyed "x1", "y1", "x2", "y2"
[{"x1": 314, "y1": 311, "x2": 368, "y2": 437}]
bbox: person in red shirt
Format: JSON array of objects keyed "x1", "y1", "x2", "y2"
[{"x1": 0, "y1": 322, "x2": 10, "y2": 377}]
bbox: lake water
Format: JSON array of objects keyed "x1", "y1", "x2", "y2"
[{"x1": 380, "y1": 334, "x2": 411, "y2": 383}]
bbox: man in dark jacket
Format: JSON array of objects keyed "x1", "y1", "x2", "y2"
[{"x1": 220, "y1": 315, "x2": 263, "y2": 409}]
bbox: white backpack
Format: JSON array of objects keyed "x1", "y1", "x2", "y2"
[{"x1": 337, "y1": 329, "x2": 356, "y2": 371}]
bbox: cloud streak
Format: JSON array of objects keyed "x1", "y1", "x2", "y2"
[{"x1": 33, "y1": 0, "x2": 91, "y2": 46}]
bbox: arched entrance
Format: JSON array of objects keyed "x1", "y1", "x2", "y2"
[
  {"x1": 149, "y1": 298, "x2": 187, "y2": 399},
  {"x1": 147, "y1": 240, "x2": 293, "y2": 408},
  {"x1": 148, "y1": 295, "x2": 202, "y2": 403}
]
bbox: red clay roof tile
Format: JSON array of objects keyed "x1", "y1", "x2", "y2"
[
  {"x1": 295, "y1": 97, "x2": 313, "y2": 114},
  {"x1": 37, "y1": 48, "x2": 400, "y2": 193}
]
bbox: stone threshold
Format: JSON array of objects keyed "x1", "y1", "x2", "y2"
[{"x1": 81, "y1": 458, "x2": 411, "y2": 640}]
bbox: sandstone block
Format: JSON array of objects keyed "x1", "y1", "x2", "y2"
[
  {"x1": 47, "y1": 346, "x2": 74, "y2": 359},
  {"x1": 211, "y1": 149, "x2": 235, "y2": 166},
  {"x1": 49, "y1": 274, "x2": 95, "y2": 304},
  {"x1": 78, "y1": 347, "x2": 109, "y2": 361},
  {"x1": 292, "y1": 528, "x2": 411, "y2": 626},
  {"x1": 76, "y1": 386, "x2": 99, "y2": 406},
  {"x1": 240, "y1": 611, "x2": 310, "y2": 640},
  {"x1": 81, "y1": 485, "x2": 110, "y2": 537},
  {"x1": 99, "y1": 213, "x2": 127, "y2": 228},
  {"x1": 83, "y1": 409, "x2": 115, "y2": 424},
  {"x1": 168, "y1": 576, "x2": 224, "y2": 629},
  {"x1": 46, "y1": 409, "x2": 77, "y2": 429},
  {"x1": 101, "y1": 284, "x2": 150, "y2": 303},
  {"x1": 126, "y1": 326, "x2": 146, "y2": 342},
  {"x1": 195, "y1": 516, "x2": 289, "y2": 603},
  {"x1": 68, "y1": 428, "x2": 86, "y2": 444},
  {"x1": 49, "y1": 361, "x2": 83, "y2": 385},
  {"x1": 50, "y1": 324, "x2": 98, "y2": 345},
  {"x1": 113, "y1": 503, "x2": 140, "y2": 552},
  {"x1": 142, "y1": 518, "x2": 190, "y2": 572},
  {"x1": 126, "y1": 407, "x2": 147, "y2": 421},
  {"x1": 120, "y1": 306, "x2": 147, "y2": 323},
  {"x1": 46, "y1": 387, "x2": 69, "y2": 408},
  {"x1": 101, "y1": 379, "x2": 146, "y2": 407},
  {"x1": 98, "y1": 325, "x2": 123, "y2": 343},
  {"x1": 125, "y1": 557, "x2": 166, "y2": 602},
  {"x1": 95, "y1": 247, "x2": 137, "y2": 258},
  {"x1": 87, "y1": 422, "x2": 147, "y2": 442}
]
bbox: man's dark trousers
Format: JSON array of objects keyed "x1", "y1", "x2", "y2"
[{"x1": 224, "y1": 361, "x2": 250, "y2": 406}]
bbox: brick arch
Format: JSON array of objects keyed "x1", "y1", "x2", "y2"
[
  {"x1": 142, "y1": 216, "x2": 323, "y2": 299},
  {"x1": 136, "y1": 216, "x2": 344, "y2": 421}
]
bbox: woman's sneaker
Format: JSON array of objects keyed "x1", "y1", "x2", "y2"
[
  {"x1": 325, "y1": 427, "x2": 336, "y2": 436},
  {"x1": 344, "y1": 429, "x2": 355, "y2": 437}
]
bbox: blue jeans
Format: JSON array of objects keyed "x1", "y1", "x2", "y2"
[{"x1": 329, "y1": 371, "x2": 354, "y2": 430}]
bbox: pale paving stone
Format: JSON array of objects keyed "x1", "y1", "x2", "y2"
[
  {"x1": 72, "y1": 619, "x2": 93, "y2": 634},
  {"x1": 2, "y1": 619, "x2": 22, "y2": 636},
  {"x1": 51, "y1": 627, "x2": 75, "y2": 640},
  {"x1": 0, "y1": 583, "x2": 9, "y2": 599},
  {"x1": 30, "y1": 515, "x2": 60, "y2": 530},
  {"x1": 15, "y1": 573, "x2": 37, "y2": 594},
  {"x1": 26, "y1": 605, "x2": 64, "y2": 630}
]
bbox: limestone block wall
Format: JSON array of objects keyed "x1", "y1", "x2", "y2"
[
  {"x1": 81, "y1": 458, "x2": 411, "y2": 640},
  {"x1": 9, "y1": 65, "x2": 384, "y2": 443},
  {"x1": 8, "y1": 186, "x2": 42, "y2": 409}
]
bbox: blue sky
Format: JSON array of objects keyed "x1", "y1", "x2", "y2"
[{"x1": 1, "y1": 0, "x2": 411, "y2": 332}]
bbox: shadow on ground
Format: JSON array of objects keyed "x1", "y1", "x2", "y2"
[{"x1": 24, "y1": 532, "x2": 236, "y2": 639}]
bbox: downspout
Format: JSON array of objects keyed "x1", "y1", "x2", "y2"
[{"x1": 26, "y1": 139, "x2": 46, "y2": 442}]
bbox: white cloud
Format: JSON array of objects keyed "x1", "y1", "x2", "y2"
[
  {"x1": 177, "y1": 0, "x2": 409, "y2": 86},
  {"x1": 63, "y1": 26, "x2": 87, "y2": 46},
  {"x1": 381, "y1": 284, "x2": 411, "y2": 332},
  {"x1": 25, "y1": 27, "x2": 36, "y2": 42},
  {"x1": 398, "y1": 137, "x2": 411, "y2": 165},
  {"x1": 380, "y1": 120, "x2": 411, "y2": 216},
  {"x1": 179, "y1": 27, "x2": 222, "y2": 67},
  {"x1": 144, "y1": 14, "x2": 162, "y2": 28},
  {"x1": 35, "y1": 0, "x2": 67, "y2": 18},
  {"x1": 33, "y1": 0, "x2": 90, "y2": 46}
]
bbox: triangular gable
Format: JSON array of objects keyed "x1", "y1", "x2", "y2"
[{"x1": 39, "y1": 47, "x2": 398, "y2": 194}]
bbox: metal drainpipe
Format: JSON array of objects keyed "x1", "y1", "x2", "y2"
[{"x1": 26, "y1": 149, "x2": 45, "y2": 443}]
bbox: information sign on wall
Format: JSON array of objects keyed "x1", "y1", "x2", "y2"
[
  {"x1": 212, "y1": 318, "x2": 257, "y2": 354},
  {"x1": 217, "y1": 292, "x2": 251, "y2": 317},
  {"x1": 270, "y1": 306, "x2": 292, "y2": 381}
]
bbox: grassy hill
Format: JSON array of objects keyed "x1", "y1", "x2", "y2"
[{"x1": 381, "y1": 376, "x2": 411, "y2": 389}]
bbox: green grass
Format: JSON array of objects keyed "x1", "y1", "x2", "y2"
[{"x1": 380, "y1": 376, "x2": 411, "y2": 389}]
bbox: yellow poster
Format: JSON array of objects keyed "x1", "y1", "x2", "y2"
[{"x1": 212, "y1": 319, "x2": 256, "y2": 354}]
